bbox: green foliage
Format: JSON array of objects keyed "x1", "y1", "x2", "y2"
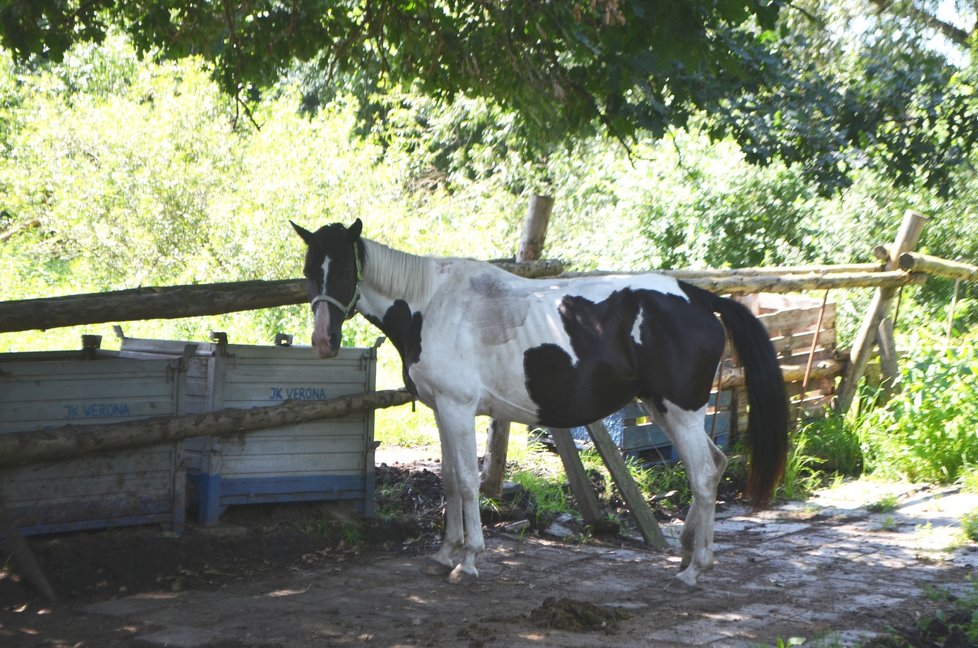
[
  {"x1": 866, "y1": 495, "x2": 900, "y2": 514},
  {"x1": 509, "y1": 469, "x2": 570, "y2": 524},
  {"x1": 961, "y1": 513, "x2": 978, "y2": 543},
  {"x1": 961, "y1": 468, "x2": 978, "y2": 494},
  {"x1": 7, "y1": 1, "x2": 978, "y2": 194},
  {"x1": 855, "y1": 334, "x2": 978, "y2": 483},
  {"x1": 795, "y1": 414, "x2": 863, "y2": 477},
  {"x1": 0, "y1": 1, "x2": 784, "y2": 147},
  {"x1": 777, "y1": 428, "x2": 825, "y2": 502}
]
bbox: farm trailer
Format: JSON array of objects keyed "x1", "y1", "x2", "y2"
[
  {"x1": 0, "y1": 340, "x2": 188, "y2": 537},
  {"x1": 117, "y1": 331, "x2": 378, "y2": 525}
]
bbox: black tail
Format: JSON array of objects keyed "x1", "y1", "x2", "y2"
[{"x1": 712, "y1": 295, "x2": 788, "y2": 506}]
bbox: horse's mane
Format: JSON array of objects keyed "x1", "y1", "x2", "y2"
[{"x1": 362, "y1": 239, "x2": 436, "y2": 304}]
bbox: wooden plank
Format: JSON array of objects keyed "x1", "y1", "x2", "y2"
[
  {"x1": 586, "y1": 419, "x2": 667, "y2": 550},
  {"x1": 0, "y1": 389, "x2": 410, "y2": 470},
  {"x1": 769, "y1": 329, "x2": 837, "y2": 358},
  {"x1": 549, "y1": 428, "x2": 604, "y2": 527},
  {"x1": 219, "y1": 435, "x2": 364, "y2": 457},
  {"x1": 2, "y1": 469, "x2": 176, "y2": 503},
  {"x1": 220, "y1": 383, "x2": 368, "y2": 407},
  {"x1": 220, "y1": 453, "x2": 364, "y2": 477},
  {"x1": 758, "y1": 304, "x2": 836, "y2": 333}
]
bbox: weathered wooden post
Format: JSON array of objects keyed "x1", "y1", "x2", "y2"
[
  {"x1": 835, "y1": 210, "x2": 928, "y2": 413},
  {"x1": 481, "y1": 194, "x2": 553, "y2": 497}
]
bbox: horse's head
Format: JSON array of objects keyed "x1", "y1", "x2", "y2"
[{"x1": 291, "y1": 218, "x2": 364, "y2": 358}]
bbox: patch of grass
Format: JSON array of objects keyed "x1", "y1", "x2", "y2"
[
  {"x1": 862, "y1": 579, "x2": 978, "y2": 647},
  {"x1": 578, "y1": 447, "x2": 693, "y2": 503},
  {"x1": 962, "y1": 512, "x2": 978, "y2": 542},
  {"x1": 509, "y1": 468, "x2": 571, "y2": 525},
  {"x1": 854, "y1": 335, "x2": 978, "y2": 484},
  {"x1": 777, "y1": 428, "x2": 824, "y2": 502},
  {"x1": 795, "y1": 413, "x2": 863, "y2": 476},
  {"x1": 877, "y1": 515, "x2": 897, "y2": 532},
  {"x1": 960, "y1": 467, "x2": 978, "y2": 494},
  {"x1": 867, "y1": 494, "x2": 900, "y2": 513},
  {"x1": 374, "y1": 405, "x2": 439, "y2": 448}
]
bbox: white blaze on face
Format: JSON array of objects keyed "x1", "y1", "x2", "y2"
[{"x1": 312, "y1": 256, "x2": 334, "y2": 357}]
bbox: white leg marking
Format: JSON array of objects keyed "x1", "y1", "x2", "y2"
[{"x1": 648, "y1": 399, "x2": 727, "y2": 587}]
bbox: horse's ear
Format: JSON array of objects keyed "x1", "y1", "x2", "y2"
[
  {"x1": 291, "y1": 221, "x2": 315, "y2": 245},
  {"x1": 348, "y1": 218, "x2": 363, "y2": 241}
]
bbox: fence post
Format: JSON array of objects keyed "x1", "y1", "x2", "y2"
[
  {"x1": 481, "y1": 194, "x2": 553, "y2": 497},
  {"x1": 835, "y1": 210, "x2": 928, "y2": 414}
]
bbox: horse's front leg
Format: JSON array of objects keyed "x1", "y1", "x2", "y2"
[
  {"x1": 422, "y1": 432, "x2": 462, "y2": 577},
  {"x1": 428, "y1": 397, "x2": 483, "y2": 583}
]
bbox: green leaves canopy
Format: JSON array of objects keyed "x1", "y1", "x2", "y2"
[
  {"x1": 3, "y1": 1, "x2": 978, "y2": 195},
  {"x1": 0, "y1": 1, "x2": 780, "y2": 139}
]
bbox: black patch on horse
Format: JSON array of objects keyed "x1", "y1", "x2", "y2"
[
  {"x1": 523, "y1": 286, "x2": 725, "y2": 427},
  {"x1": 633, "y1": 284, "x2": 726, "y2": 414},
  {"x1": 523, "y1": 290, "x2": 641, "y2": 427},
  {"x1": 364, "y1": 299, "x2": 423, "y2": 395}
]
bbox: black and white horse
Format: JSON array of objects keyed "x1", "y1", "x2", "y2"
[{"x1": 292, "y1": 219, "x2": 788, "y2": 587}]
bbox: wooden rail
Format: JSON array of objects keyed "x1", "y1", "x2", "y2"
[
  {"x1": 0, "y1": 389, "x2": 414, "y2": 470},
  {"x1": 0, "y1": 259, "x2": 564, "y2": 334},
  {"x1": 898, "y1": 252, "x2": 978, "y2": 282}
]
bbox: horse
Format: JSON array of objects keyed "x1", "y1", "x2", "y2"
[{"x1": 292, "y1": 218, "x2": 788, "y2": 587}]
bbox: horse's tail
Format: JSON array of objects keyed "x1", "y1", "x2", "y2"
[{"x1": 711, "y1": 294, "x2": 788, "y2": 506}]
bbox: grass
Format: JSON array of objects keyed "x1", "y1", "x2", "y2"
[
  {"x1": 866, "y1": 494, "x2": 900, "y2": 513},
  {"x1": 509, "y1": 468, "x2": 571, "y2": 523},
  {"x1": 962, "y1": 512, "x2": 978, "y2": 542},
  {"x1": 862, "y1": 580, "x2": 978, "y2": 647},
  {"x1": 776, "y1": 427, "x2": 826, "y2": 502}
]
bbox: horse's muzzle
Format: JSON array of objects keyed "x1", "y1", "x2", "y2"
[
  {"x1": 312, "y1": 309, "x2": 339, "y2": 358},
  {"x1": 312, "y1": 336, "x2": 338, "y2": 358}
]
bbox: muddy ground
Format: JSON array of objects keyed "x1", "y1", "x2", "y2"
[{"x1": 1, "y1": 460, "x2": 977, "y2": 647}]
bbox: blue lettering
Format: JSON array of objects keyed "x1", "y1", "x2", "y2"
[
  {"x1": 65, "y1": 403, "x2": 131, "y2": 419},
  {"x1": 269, "y1": 386, "x2": 328, "y2": 401}
]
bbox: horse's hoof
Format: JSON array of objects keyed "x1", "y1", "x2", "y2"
[
  {"x1": 665, "y1": 574, "x2": 698, "y2": 592},
  {"x1": 447, "y1": 565, "x2": 478, "y2": 585},
  {"x1": 420, "y1": 558, "x2": 453, "y2": 577}
]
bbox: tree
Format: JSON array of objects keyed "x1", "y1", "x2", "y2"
[{"x1": 4, "y1": 1, "x2": 978, "y2": 196}]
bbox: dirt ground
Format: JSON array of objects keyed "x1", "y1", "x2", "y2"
[{"x1": 2, "y1": 459, "x2": 977, "y2": 648}]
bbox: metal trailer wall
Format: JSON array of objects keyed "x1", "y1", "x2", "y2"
[
  {"x1": 119, "y1": 333, "x2": 377, "y2": 525},
  {"x1": 0, "y1": 346, "x2": 188, "y2": 536}
]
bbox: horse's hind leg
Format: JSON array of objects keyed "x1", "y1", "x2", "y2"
[{"x1": 647, "y1": 399, "x2": 728, "y2": 587}]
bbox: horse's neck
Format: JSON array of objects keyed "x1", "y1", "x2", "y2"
[{"x1": 358, "y1": 239, "x2": 438, "y2": 317}]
